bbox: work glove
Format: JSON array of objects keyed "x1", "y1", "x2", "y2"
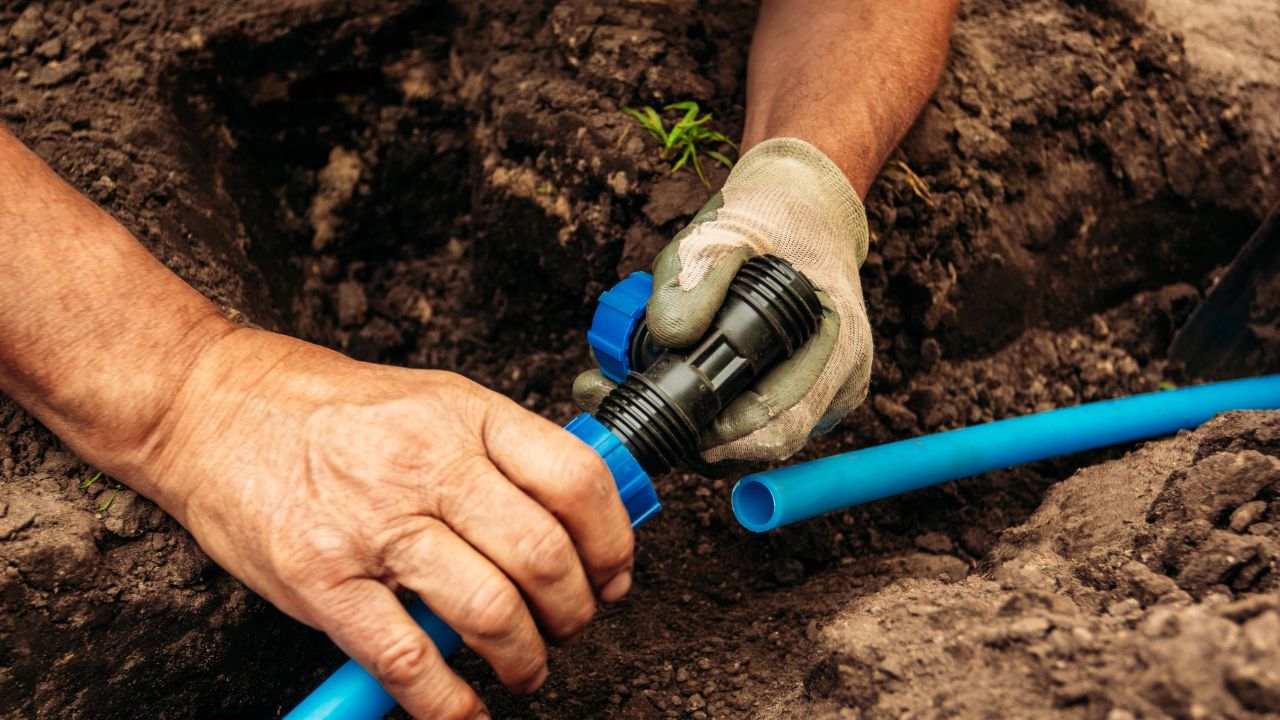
[{"x1": 575, "y1": 137, "x2": 873, "y2": 465}]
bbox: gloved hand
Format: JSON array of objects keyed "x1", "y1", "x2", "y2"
[{"x1": 575, "y1": 137, "x2": 873, "y2": 464}]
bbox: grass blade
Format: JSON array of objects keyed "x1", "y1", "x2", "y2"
[{"x1": 704, "y1": 149, "x2": 734, "y2": 169}]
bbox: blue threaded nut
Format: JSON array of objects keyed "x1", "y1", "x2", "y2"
[
  {"x1": 564, "y1": 413, "x2": 660, "y2": 527},
  {"x1": 587, "y1": 272, "x2": 653, "y2": 383}
]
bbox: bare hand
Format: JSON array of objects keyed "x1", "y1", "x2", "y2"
[{"x1": 139, "y1": 328, "x2": 635, "y2": 719}]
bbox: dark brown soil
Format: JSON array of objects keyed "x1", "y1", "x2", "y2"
[{"x1": 1, "y1": 1, "x2": 1278, "y2": 718}]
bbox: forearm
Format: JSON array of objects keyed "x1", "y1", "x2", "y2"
[
  {"x1": 0, "y1": 126, "x2": 234, "y2": 486},
  {"x1": 743, "y1": 0, "x2": 959, "y2": 196}
]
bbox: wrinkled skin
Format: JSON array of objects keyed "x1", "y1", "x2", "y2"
[{"x1": 142, "y1": 328, "x2": 636, "y2": 719}]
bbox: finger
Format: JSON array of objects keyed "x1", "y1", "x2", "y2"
[
  {"x1": 815, "y1": 357, "x2": 873, "y2": 436},
  {"x1": 648, "y1": 240, "x2": 753, "y2": 348},
  {"x1": 315, "y1": 578, "x2": 486, "y2": 720},
  {"x1": 572, "y1": 369, "x2": 616, "y2": 414},
  {"x1": 701, "y1": 293, "x2": 842, "y2": 453},
  {"x1": 482, "y1": 398, "x2": 635, "y2": 599},
  {"x1": 434, "y1": 459, "x2": 598, "y2": 643},
  {"x1": 383, "y1": 516, "x2": 550, "y2": 694}
]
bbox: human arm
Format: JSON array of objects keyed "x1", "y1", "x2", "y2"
[
  {"x1": 0, "y1": 126, "x2": 635, "y2": 719},
  {"x1": 742, "y1": 0, "x2": 959, "y2": 195},
  {"x1": 576, "y1": 0, "x2": 959, "y2": 463}
]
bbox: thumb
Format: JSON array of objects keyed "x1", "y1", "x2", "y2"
[
  {"x1": 572, "y1": 369, "x2": 616, "y2": 414},
  {"x1": 648, "y1": 239, "x2": 754, "y2": 348}
]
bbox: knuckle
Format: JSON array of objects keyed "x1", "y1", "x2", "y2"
[
  {"x1": 558, "y1": 596, "x2": 596, "y2": 639},
  {"x1": 519, "y1": 522, "x2": 576, "y2": 585},
  {"x1": 370, "y1": 637, "x2": 433, "y2": 689},
  {"x1": 465, "y1": 577, "x2": 525, "y2": 639},
  {"x1": 561, "y1": 448, "x2": 612, "y2": 505},
  {"x1": 605, "y1": 528, "x2": 636, "y2": 572},
  {"x1": 433, "y1": 456, "x2": 491, "y2": 517},
  {"x1": 508, "y1": 644, "x2": 549, "y2": 689},
  {"x1": 274, "y1": 527, "x2": 351, "y2": 587},
  {"x1": 435, "y1": 689, "x2": 482, "y2": 720}
]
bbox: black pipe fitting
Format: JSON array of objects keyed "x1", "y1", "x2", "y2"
[{"x1": 595, "y1": 255, "x2": 822, "y2": 475}]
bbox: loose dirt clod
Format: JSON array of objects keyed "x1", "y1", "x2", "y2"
[{"x1": 1, "y1": 0, "x2": 1278, "y2": 718}]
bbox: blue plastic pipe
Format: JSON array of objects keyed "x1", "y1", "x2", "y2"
[
  {"x1": 286, "y1": 603, "x2": 463, "y2": 720},
  {"x1": 733, "y1": 374, "x2": 1280, "y2": 532}
]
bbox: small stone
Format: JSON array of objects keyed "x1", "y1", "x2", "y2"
[
  {"x1": 1009, "y1": 616, "x2": 1052, "y2": 638},
  {"x1": 1107, "y1": 598, "x2": 1141, "y2": 617},
  {"x1": 29, "y1": 59, "x2": 82, "y2": 88},
  {"x1": 607, "y1": 170, "x2": 629, "y2": 196},
  {"x1": 959, "y1": 526, "x2": 995, "y2": 556},
  {"x1": 410, "y1": 295, "x2": 433, "y2": 325},
  {"x1": 91, "y1": 175, "x2": 116, "y2": 201},
  {"x1": 1229, "y1": 501, "x2": 1268, "y2": 533},
  {"x1": 4, "y1": 566, "x2": 18, "y2": 578},
  {"x1": 8, "y1": 4, "x2": 44, "y2": 46},
  {"x1": 920, "y1": 337, "x2": 942, "y2": 368},
  {"x1": 914, "y1": 531, "x2": 953, "y2": 554},
  {"x1": 641, "y1": 172, "x2": 706, "y2": 226},
  {"x1": 1241, "y1": 611, "x2": 1280, "y2": 655},
  {"x1": 687, "y1": 693, "x2": 706, "y2": 711},
  {"x1": 873, "y1": 395, "x2": 917, "y2": 433},
  {"x1": 335, "y1": 281, "x2": 368, "y2": 327},
  {"x1": 906, "y1": 603, "x2": 940, "y2": 616},
  {"x1": 308, "y1": 146, "x2": 364, "y2": 251},
  {"x1": 34, "y1": 37, "x2": 62, "y2": 60},
  {"x1": 675, "y1": 667, "x2": 690, "y2": 683}
]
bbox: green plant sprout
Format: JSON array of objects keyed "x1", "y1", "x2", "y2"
[
  {"x1": 624, "y1": 101, "x2": 736, "y2": 187},
  {"x1": 98, "y1": 484, "x2": 123, "y2": 513},
  {"x1": 81, "y1": 470, "x2": 124, "y2": 513}
]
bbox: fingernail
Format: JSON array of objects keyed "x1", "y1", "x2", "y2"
[
  {"x1": 476, "y1": 711, "x2": 490, "y2": 720},
  {"x1": 601, "y1": 570, "x2": 632, "y2": 602}
]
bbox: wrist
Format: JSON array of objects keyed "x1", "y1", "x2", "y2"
[
  {"x1": 740, "y1": 117, "x2": 880, "y2": 198},
  {"x1": 66, "y1": 309, "x2": 240, "y2": 506},
  {"x1": 121, "y1": 325, "x2": 291, "y2": 520},
  {"x1": 724, "y1": 137, "x2": 870, "y2": 266},
  {"x1": 130, "y1": 327, "x2": 372, "y2": 523}
]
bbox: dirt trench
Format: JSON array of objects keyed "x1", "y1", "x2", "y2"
[{"x1": 1, "y1": 0, "x2": 1278, "y2": 718}]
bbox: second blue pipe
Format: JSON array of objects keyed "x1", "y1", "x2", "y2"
[{"x1": 733, "y1": 374, "x2": 1280, "y2": 532}]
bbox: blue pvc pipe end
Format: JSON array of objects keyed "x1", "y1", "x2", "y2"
[
  {"x1": 734, "y1": 374, "x2": 1280, "y2": 532},
  {"x1": 732, "y1": 477, "x2": 778, "y2": 533}
]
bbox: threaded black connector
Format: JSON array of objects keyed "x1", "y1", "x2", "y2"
[{"x1": 595, "y1": 255, "x2": 822, "y2": 475}]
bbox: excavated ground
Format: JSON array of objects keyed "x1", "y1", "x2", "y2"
[{"x1": 1, "y1": 1, "x2": 1278, "y2": 718}]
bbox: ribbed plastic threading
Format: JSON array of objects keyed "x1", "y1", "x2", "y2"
[
  {"x1": 597, "y1": 377, "x2": 699, "y2": 475},
  {"x1": 727, "y1": 257, "x2": 821, "y2": 352},
  {"x1": 602, "y1": 255, "x2": 822, "y2": 475}
]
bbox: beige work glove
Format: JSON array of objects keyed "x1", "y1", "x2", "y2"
[{"x1": 575, "y1": 137, "x2": 873, "y2": 464}]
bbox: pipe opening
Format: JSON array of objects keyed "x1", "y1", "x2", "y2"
[{"x1": 733, "y1": 479, "x2": 778, "y2": 533}]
